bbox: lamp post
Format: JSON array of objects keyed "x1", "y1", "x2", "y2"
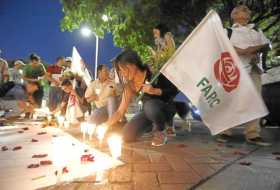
[
  {"x1": 81, "y1": 26, "x2": 99, "y2": 79},
  {"x1": 80, "y1": 15, "x2": 108, "y2": 79}
]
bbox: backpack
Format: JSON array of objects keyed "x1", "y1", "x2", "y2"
[{"x1": 226, "y1": 27, "x2": 271, "y2": 71}]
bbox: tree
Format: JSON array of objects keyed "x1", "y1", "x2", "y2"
[
  {"x1": 61, "y1": 0, "x2": 160, "y2": 63},
  {"x1": 60, "y1": 0, "x2": 280, "y2": 64}
]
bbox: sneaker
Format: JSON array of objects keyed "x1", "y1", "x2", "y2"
[
  {"x1": 151, "y1": 131, "x2": 168, "y2": 147},
  {"x1": 166, "y1": 126, "x2": 176, "y2": 137},
  {"x1": 247, "y1": 137, "x2": 271, "y2": 147},
  {"x1": 216, "y1": 134, "x2": 232, "y2": 143}
]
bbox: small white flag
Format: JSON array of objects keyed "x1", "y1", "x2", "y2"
[{"x1": 71, "y1": 46, "x2": 92, "y2": 86}]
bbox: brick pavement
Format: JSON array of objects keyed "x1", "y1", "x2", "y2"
[{"x1": 39, "y1": 122, "x2": 259, "y2": 190}]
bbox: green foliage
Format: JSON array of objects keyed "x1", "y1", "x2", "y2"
[
  {"x1": 60, "y1": 0, "x2": 280, "y2": 65},
  {"x1": 60, "y1": 0, "x2": 160, "y2": 63}
]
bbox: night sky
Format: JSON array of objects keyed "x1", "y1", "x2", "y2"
[{"x1": 0, "y1": 0, "x2": 121, "y2": 72}]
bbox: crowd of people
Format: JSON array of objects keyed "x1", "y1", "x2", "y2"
[{"x1": 0, "y1": 5, "x2": 272, "y2": 146}]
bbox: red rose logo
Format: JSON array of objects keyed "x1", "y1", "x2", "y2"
[{"x1": 214, "y1": 52, "x2": 240, "y2": 92}]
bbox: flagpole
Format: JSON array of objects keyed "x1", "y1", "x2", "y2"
[
  {"x1": 94, "y1": 35, "x2": 99, "y2": 80},
  {"x1": 136, "y1": 71, "x2": 161, "y2": 102}
]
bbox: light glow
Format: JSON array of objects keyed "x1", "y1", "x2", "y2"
[
  {"x1": 80, "y1": 122, "x2": 88, "y2": 140},
  {"x1": 87, "y1": 123, "x2": 96, "y2": 140},
  {"x1": 107, "y1": 134, "x2": 122, "y2": 159},
  {"x1": 96, "y1": 125, "x2": 107, "y2": 143},
  {"x1": 81, "y1": 26, "x2": 92, "y2": 37},
  {"x1": 57, "y1": 115, "x2": 65, "y2": 128}
]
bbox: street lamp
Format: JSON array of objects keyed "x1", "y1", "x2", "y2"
[{"x1": 80, "y1": 26, "x2": 99, "y2": 80}]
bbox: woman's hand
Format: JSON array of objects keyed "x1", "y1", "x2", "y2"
[
  {"x1": 142, "y1": 84, "x2": 162, "y2": 96},
  {"x1": 142, "y1": 84, "x2": 154, "y2": 94}
]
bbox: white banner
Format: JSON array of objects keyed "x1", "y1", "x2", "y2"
[
  {"x1": 161, "y1": 10, "x2": 268, "y2": 135},
  {"x1": 71, "y1": 46, "x2": 92, "y2": 86}
]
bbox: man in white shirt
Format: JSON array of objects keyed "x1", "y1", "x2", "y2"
[
  {"x1": 85, "y1": 65, "x2": 120, "y2": 125},
  {"x1": 218, "y1": 5, "x2": 271, "y2": 146}
]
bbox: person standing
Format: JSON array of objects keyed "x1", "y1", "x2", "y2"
[
  {"x1": 0, "y1": 58, "x2": 9, "y2": 84},
  {"x1": 218, "y1": 5, "x2": 271, "y2": 146},
  {"x1": 45, "y1": 57, "x2": 64, "y2": 111},
  {"x1": 23, "y1": 53, "x2": 46, "y2": 82},
  {"x1": 11, "y1": 60, "x2": 25, "y2": 83}
]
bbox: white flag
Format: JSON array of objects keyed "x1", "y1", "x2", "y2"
[
  {"x1": 71, "y1": 46, "x2": 92, "y2": 86},
  {"x1": 161, "y1": 10, "x2": 268, "y2": 135}
]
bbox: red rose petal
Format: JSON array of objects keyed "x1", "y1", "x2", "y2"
[
  {"x1": 32, "y1": 154, "x2": 48, "y2": 158},
  {"x1": 31, "y1": 139, "x2": 38, "y2": 142},
  {"x1": 40, "y1": 160, "x2": 53, "y2": 166},
  {"x1": 81, "y1": 154, "x2": 95, "y2": 163},
  {"x1": 27, "y1": 164, "x2": 40, "y2": 169},
  {"x1": 40, "y1": 161, "x2": 52, "y2": 166},
  {"x1": 62, "y1": 167, "x2": 69, "y2": 174},
  {"x1": 239, "y1": 161, "x2": 252, "y2": 166},
  {"x1": 1, "y1": 146, "x2": 8, "y2": 151},
  {"x1": 13, "y1": 146, "x2": 22, "y2": 151},
  {"x1": 37, "y1": 132, "x2": 47, "y2": 135}
]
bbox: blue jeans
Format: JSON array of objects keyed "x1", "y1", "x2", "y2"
[
  {"x1": 88, "y1": 96, "x2": 119, "y2": 125},
  {"x1": 123, "y1": 99, "x2": 177, "y2": 142}
]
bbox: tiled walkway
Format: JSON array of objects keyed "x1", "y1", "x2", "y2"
[{"x1": 40, "y1": 122, "x2": 259, "y2": 190}]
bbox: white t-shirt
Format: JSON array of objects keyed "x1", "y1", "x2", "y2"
[
  {"x1": 85, "y1": 79, "x2": 118, "y2": 108},
  {"x1": 228, "y1": 23, "x2": 270, "y2": 73}
]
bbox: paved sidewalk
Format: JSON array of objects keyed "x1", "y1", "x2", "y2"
[{"x1": 39, "y1": 121, "x2": 270, "y2": 190}]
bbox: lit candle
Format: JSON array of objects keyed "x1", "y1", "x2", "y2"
[
  {"x1": 47, "y1": 115, "x2": 52, "y2": 123},
  {"x1": 95, "y1": 88, "x2": 101, "y2": 95},
  {"x1": 42, "y1": 100, "x2": 47, "y2": 108},
  {"x1": 33, "y1": 113, "x2": 38, "y2": 120},
  {"x1": 64, "y1": 121, "x2": 70, "y2": 129},
  {"x1": 57, "y1": 115, "x2": 65, "y2": 128},
  {"x1": 80, "y1": 122, "x2": 88, "y2": 140},
  {"x1": 107, "y1": 134, "x2": 122, "y2": 159},
  {"x1": 87, "y1": 124, "x2": 96, "y2": 140},
  {"x1": 96, "y1": 125, "x2": 107, "y2": 143}
]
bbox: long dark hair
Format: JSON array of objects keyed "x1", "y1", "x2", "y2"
[
  {"x1": 113, "y1": 49, "x2": 151, "y2": 87},
  {"x1": 154, "y1": 24, "x2": 169, "y2": 38}
]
